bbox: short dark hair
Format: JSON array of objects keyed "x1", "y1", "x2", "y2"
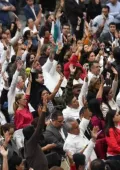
[
  {"x1": 109, "y1": 22, "x2": 116, "y2": 27},
  {"x1": 113, "y1": 46, "x2": 120, "y2": 61},
  {"x1": 90, "y1": 159, "x2": 105, "y2": 170},
  {"x1": 62, "y1": 23, "x2": 70, "y2": 28},
  {"x1": 79, "y1": 106, "x2": 88, "y2": 116},
  {"x1": 8, "y1": 155, "x2": 22, "y2": 170},
  {"x1": 89, "y1": 61, "x2": 99, "y2": 71},
  {"x1": 51, "y1": 110, "x2": 63, "y2": 120},
  {"x1": 102, "y1": 5, "x2": 110, "y2": 12},
  {"x1": 1, "y1": 123, "x2": 14, "y2": 134},
  {"x1": 73, "y1": 153, "x2": 85, "y2": 169}
]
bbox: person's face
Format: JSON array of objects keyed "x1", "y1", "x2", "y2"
[
  {"x1": 100, "y1": 43, "x2": 105, "y2": 50},
  {"x1": 91, "y1": 63, "x2": 100, "y2": 76},
  {"x1": 18, "y1": 77, "x2": 25, "y2": 90},
  {"x1": 88, "y1": 52, "x2": 96, "y2": 62},
  {"x1": 56, "y1": 64, "x2": 62, "y2": 73},
  {"x1": 84, "y1": 45, "x2": 89, "y2": 52},
  {"x1": 9, "y1": 128, "x2": 14, "y2": 137},
  {"x1": 28, "y1": 19, "x2": 34, "y2": 28},
  {"x1": 16, "y1": 161, "x2": 24, "y2": 170},
  {"x1": 73, "y1": 86, "x2": 81, "y2": 97},
  {"x1": 113, "y1": 112, "x2": 120, "y2": 123},
  {"x1": 34, "y1": 61, "x2": 41, "y2": 71},
  {"x1": 30, "y1": 54, "x2": 35, "y2": 62},
  {"x1": 45, "y1": 46, "x2": 51, "y2": 55},
  {"x1": 19, "y1": 95, "x2": 28, "y2": 107},
  {"x1": 95, "y1": 0, "x2": 100, "y2": 4},
  {"x1": 2, "y1": 33, "x2": 8, "y2": 43},
  {"x1": 62, "y1": 26, "x2": 70, "y2": 35},
  {"x1": 102, "y1": 8, "x2": 109, "y2": 17},
  {"x1": 109, "y1": 25, "x2": 116, "y2": 33},
  {"x1": 5, "y1": 29, "x2": 11, "y2": 39},
  {"x1": 26, "y1": 0, "x2": 34, "y2": 6},
  {"x1": 70, "y1": 121, "x2": 80, "y2": 135},
  {"x1": 94, "y1": 79, "x2": 101, "y2": 90},
  {"x1": 107, "y1": 88, "x2": 113, "y2": 100},
  {"x1": 80, "y1": 108, "x2": 92, "y2": 120},
  {"x1": 41, "y1": 90, "x2": 49, "y2": 99},
  {"x1": 47, "y1": 15, "x2": 52, "y2": 23},
  {"x1": 70, "y1": 97, "x2": 79, "y2": 109},
  {"x1": 53, "y1": 116, "x2": 64, "y2": 128},
  {"x1": 37, "y1": 73, "x2": 44, "y2": 84}
]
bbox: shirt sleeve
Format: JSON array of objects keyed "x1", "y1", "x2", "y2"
[{"x1": 106, "y1": 128, "x2": 120, "y2": 154}]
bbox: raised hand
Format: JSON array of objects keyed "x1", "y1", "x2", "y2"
[
  {"x1": 77, "y1": 17, "x2": 81, "y2": 25},
  {"x1": 4, "y1": 131, "x2": 11, "y2": 145},
  {"x1": 91, "y1": 126, "x2": 99, "y2": 140},
  {"x1": 0, "y1": 146, "x2": 8, "y2": 157},
  {"x1": 16, "y1": 20, "x2": 22, "y2": 31},
  {"x1": 69, "y1": 64, "x2": 76, "y2": 74}
]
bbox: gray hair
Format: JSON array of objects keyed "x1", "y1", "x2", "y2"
[{"x1": 65, "y1": 117, "x2": 76, "y2": 132}]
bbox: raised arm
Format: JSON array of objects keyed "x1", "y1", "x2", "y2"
[
  {"x1": 8, "y1": 60, "x2": 23, "y2": 95},
  {"x1": 48, "y1": 75, "x2": 63, "y2": 100},
  {"x1": 0, "y1": 146, "x2": 8, "y2": 170},
  {"x1": 10, "y1": 20, "x2": 21, "y2": 45},
  {"x1": 29, "y1": 96, "x2": 47, "y2": 143},
  {"x1": 111, "y1": 67, "x2": 118, "y2": 99}
]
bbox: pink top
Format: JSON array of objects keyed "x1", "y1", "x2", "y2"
[{"x1": 14, "y1": 94, "x2": 33, "y2": 130}]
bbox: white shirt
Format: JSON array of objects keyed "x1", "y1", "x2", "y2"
[
  {"x1": 63, "y1": 106, "x2": 82, "y2": 120},
  {"x1": 88, "y1": 71, "x2": 99, "y2": 85},
  {"x1": 30, "y1": 6, "x2": 37, "y2": 19},
  {"x1": 64, "y1": 133, "x2": 97, "y2": 167},
  {"x1": 63, "y1": 81, "x2": 88, "y2": 120},
  {"x1": 75, "y1": 0, "x2": 79, "y2": 4}
]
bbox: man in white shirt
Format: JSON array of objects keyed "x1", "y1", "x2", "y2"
[
  {"x1": 63, "y1": 77, "x2": 88, "y2": 120},
  {"x1": 64, "y1": 118, "x2": 98, "y2": 168},
  {"x1": 88, "y1": 61, "x2": 100, "y2": 85}
]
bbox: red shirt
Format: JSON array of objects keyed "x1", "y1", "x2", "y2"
[
  {"x1": 14, "y1": 95, "x2": 33, "y2": 130},
  {"x1": 106, "y1": 128, "x2": 120, "y2": 155},
  {"x1": 70, "y1": 164, "x2": 76, "y2": 170}
]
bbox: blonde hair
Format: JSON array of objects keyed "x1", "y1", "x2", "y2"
[
  {"x1": 13, "y1": 93, "x2": 24, "y2": 112},
  {"x1": 88, "y1": 77, "x2": 100, "y2": 91}
]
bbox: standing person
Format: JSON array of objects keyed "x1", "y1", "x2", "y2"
[
  {"x1": 64, "y1": 0, "x2": 85, "y2": 39},
  {"x1": 87, "y1": 0, "x2": 102, "y2": 22},
  {"x1": 23, "y1": 96, "x2": 48, "y2": 170}
]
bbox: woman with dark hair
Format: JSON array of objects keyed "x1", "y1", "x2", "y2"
[
  {"x1": 99, "y1": 67, "x2": 119, "y2": 119},
  {"x1": 87, "y1": 77, "x2": 101, "y2": 102},
  {"x1": 88, "y1": 99, "x2": 105, "y2": 138},
  {"x1": 105, "y1": 110, "x2": 120, "y2": 160}
]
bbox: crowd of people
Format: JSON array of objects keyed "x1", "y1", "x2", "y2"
[{"x1": 0, "y1": 0, "x2": 120, "y2": 170}]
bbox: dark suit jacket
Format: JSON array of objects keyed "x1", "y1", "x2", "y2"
[
  {"x1": 65, "y1": 0, "x2": 85, "y2": 25},
  {"x1": 24, "y1": 4, "x2": 40, "y2": 21},
  {"x1": 99, "y1": 32, "x2": 115, "y2": 46},
  {"x1": 44, "y1": 124, "x2": 67, "y2": 156}
]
